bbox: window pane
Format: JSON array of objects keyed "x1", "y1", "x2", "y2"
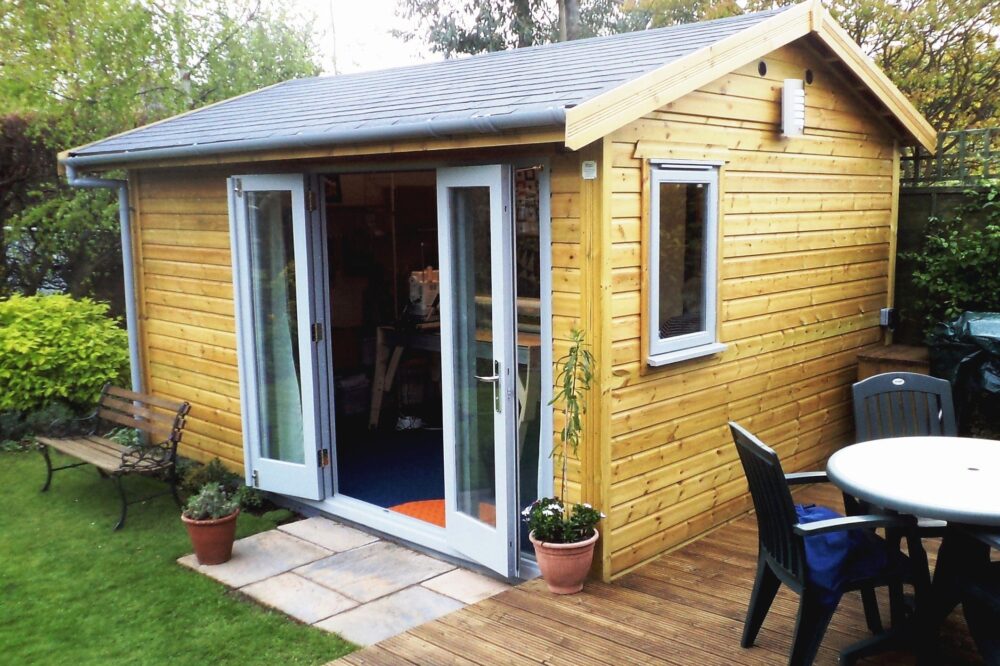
[
  {"x1": 658, "y1": 182, "x2": 707, "y2": 340},
  {"x1": 247, "y1": 190, "x2": 305, "y2": 464}
]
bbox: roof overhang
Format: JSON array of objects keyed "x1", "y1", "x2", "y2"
[
  {"x1": 61, "y1": 106, "x2": 567, "y2": 170},
  {"x1": 564, "y1": 0, "x2": 936, "y2": 152}
]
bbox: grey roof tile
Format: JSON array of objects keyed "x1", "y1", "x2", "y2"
[{"x1": 71, "y1": 8, "x2": 786, "y2": 158}]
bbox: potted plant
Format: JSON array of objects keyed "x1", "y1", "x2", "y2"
[
  {"x1": 181, "y1": 482, "x2": 240, "y2": 565},
  {"x1": 523, "y1": 329, "x2": 603, "y2": 594}
]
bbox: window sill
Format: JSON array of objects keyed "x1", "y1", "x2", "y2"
[{"x1": 647, "y1": 342, "x2": 727, "y2": 368}]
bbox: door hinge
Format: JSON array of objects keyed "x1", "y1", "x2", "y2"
[
  {"x1": 233, "y1": 178, "x2": 243, "y2": 198},
  {"x1": 251, "y1": 469, "x2": 259, "y2": 487},
  {"x1": 311, "y1": 322, "x2": 324, "y2": 342},
  {"x1": 317, "y1": 448, "x2": 330, "y2": 467},
  {"x1": 306, "y1": 189, "x2": 317, "y2": 211}
]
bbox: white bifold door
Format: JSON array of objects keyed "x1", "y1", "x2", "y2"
[
  {"x1": 229, "y1": 174, "x2": 328, "y2": 500},
  {"x1": 437, "y1": 165, "x2": 518, "y2": 577}
]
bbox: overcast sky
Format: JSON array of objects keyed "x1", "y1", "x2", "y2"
[{"x1": 295, "y1": 0, "x2": 443, "y2": 75}]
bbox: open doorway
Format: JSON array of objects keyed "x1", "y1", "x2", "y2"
[
  {"x1": 321, "y1": 165, "x2": 549, "y2": 565},
  {"x1": 323, "y1": 171, "x2": 446, "y2": 526}
]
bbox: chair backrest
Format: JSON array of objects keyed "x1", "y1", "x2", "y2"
[
  {"x1": 729, "y1": 422, "x2": 806, "y2": 585},
  {"x1": 852, "y1": 372, "x2": 957, "y2": 442}
]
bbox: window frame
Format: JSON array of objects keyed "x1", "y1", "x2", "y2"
[{"x1": 647, "y1": 161, "x2": 725, "y2": 366}]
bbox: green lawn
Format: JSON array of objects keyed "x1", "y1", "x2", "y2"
[{"x1": 0, "y1": 449, "x2": 355, "y2": 665}]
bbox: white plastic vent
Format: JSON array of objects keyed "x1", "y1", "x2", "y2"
[{"x1": 781, "y1": 79, "x2": 805, "y2": 137}]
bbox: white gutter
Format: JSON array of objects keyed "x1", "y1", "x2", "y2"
[
  {"x1": 64, "y1": 164, "x2": 143, "y2": 394},
  {"x1": 62, "y1": 106, "x2": 568, "y2": 168}
]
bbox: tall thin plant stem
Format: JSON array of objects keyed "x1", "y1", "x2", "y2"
[{"x1": 550, "y1": 329, "x2": 594, "y2": 507}]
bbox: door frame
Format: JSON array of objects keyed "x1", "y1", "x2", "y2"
[{"x1": 298, "y1": 159, "x2": 554, "y2": 578}]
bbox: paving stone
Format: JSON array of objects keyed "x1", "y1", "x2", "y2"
[
  {"x1": 296, "y1": 540, "x2": 455, "y2": 603},
  {"x1": 178, "y1": 530, "x2": 331, "y2": 588},
  {"x1": 241, "y1": 572, "x2": 357, "y2": 624},
  {"x1": 278, "y1": 517, "x2": 378, "y2": 552},
  {"x1": 314, "y1": 586, "x2": 464, "y2": 646},
  {"x1": 420, "y1": 568, "x2": 511, "y2": 604}
]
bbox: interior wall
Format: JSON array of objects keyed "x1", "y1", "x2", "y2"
[{"x1": 602, "y1": 38, "x2": 897, "y2": 576}]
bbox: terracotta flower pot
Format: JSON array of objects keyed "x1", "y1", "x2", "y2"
[
  {"x1": 529, "y1": 529, "x2": 599, "y2": 594},
  {"x1": 182, "y1": 509, "x2": 240, "y2": 565}
]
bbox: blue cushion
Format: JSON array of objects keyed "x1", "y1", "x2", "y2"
[{"x1": 795, "y1": 504, "x2": 889, "y2": 605}]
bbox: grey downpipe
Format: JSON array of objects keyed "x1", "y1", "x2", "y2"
[
  {"x1": 64, "y1": 164, "x2": 143, "y2": 394},
  {"x1": 62, "y1": 106, "x2": 568, "y2": 168}
]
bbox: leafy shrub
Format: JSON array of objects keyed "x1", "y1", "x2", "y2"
[
  {"x1": 0, "y1": 401, "x2": 80, "y2": 442},
  {"x1": 902, "y1": 183, "x2": 1000, "y2": 337},
  {"x1": 180, "y1": 456, "x2": 266, "y2": 511},
  {"x1": 108, "y1": 427, "x2": 140, "y2": 447},
  {"x1": 182, "y1": 482, "x2": 239, "y2": 521},
  {"x1": 0, "y1": 294, "x2": 129, "y2": 411}
]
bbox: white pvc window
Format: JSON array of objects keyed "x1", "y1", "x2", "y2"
[{"x1": 648, "y1": 163, "x2": 724, "y2": 366}]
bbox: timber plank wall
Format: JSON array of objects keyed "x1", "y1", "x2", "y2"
[
  {"x1": 129, "y1": 169, "x2": 244, "y2": 468},
  {"x1": 601, "y1": 39, "x2": 897, "y2": 577}
]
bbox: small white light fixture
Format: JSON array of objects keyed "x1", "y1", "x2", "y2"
[{"x1": 781, "y1": 78, "x2": 805, "y2": 137}]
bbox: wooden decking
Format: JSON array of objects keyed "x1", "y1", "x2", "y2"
[{"x1": 338, "y1": 484, "x2": 981, "y2": 665}]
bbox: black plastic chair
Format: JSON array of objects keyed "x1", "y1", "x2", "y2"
[
  {"x1": 730, "y1": 422, "x2": 914, "y2": 666},
  {"x1": 851, "y1": 372, "x2": 958, "y2": 535},
  {"x1": 932, "y1": 527, "x2": 1000, "y2": 665},
  {"x1": 853, "y1": 372, "x2": 957, "y2": 442}
]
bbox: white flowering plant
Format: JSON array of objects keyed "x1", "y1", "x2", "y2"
[{"x1": 522, "y1": 497, "x2": 604, "y2": 544}]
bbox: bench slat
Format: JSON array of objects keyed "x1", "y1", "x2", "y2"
[
  {"x1": 97, "y1": 408, "x2": 176, "y2": 439},
  {"x1": 37, "y1": 436, "x2": 123, "y2": 472},
  {"x1": 100, "y1": 396, "x2": 179, "y2": 425},
  {"x1": 105, "y1": 385, "x2": 187, "y2": 412}
]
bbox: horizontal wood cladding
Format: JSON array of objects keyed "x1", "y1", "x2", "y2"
[
  {"x1": 603, "y1": 39, "x2": 897, "y2": 575},
  {"x1": 132, "y1": 169, "x2": 243, "y2": 469}
]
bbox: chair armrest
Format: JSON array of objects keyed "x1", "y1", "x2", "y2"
[
  {"x1": 793, "y1": 514, "x2": 915, "y2": 537},
  {"x1": 785, "y1": 471, "x2": 829, "y2": 485}
]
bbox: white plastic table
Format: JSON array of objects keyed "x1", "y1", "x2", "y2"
[{"x1": 827, "y1": 436, "x2": 1000, "y2": 526}]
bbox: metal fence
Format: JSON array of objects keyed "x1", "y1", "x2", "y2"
[{"x1": 901, "y1": 127, "x2": 1000, "y2": 186}]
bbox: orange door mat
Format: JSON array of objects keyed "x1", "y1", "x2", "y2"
[
  {"x1": 388, "y1": 500, "x2": 498, "y2": 529},
  {"x1": 390, "y1": 500, "x2": 446, "y2": 527}
]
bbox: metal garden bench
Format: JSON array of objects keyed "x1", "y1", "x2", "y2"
[{"x1": 36, "y1": 384, "x2": 190, "y2": 529}]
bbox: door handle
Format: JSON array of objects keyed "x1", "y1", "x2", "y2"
[{"x1": 475, "y1": 360, "x2": 502, "y2": 413}]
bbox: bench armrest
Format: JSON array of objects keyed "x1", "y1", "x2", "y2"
[
  {"x1": 120, "y1": 441, "x2": 173, "y2": 472},
  {"x1": 794, "y1": 514, "x2": 915, "y2": 537},
  {"x1": 785, "y1": 471, "x2": 829, "y2": 486}
]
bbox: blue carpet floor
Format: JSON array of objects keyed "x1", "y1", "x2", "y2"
[{"x1": 336, "y1": 427, "x2": 445, "y2": 508}]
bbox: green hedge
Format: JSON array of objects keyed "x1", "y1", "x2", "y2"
[{"x1": 0, "y1": 294, "x2": 129, "y2": 411}]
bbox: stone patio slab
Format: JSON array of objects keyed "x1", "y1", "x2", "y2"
[
  {"x1": 178, "y1": 530, "x2": 331, "y2": 588},
  {"x1": 314, "y1": 586, "x2": 464, "y2": 646},
  {"x1": 420, "y1": 568, "x2": 510, "y2": 604},
  {"x1": 296, "y1": 540, "x2": 455, "y2": 603},
  {"x1": 278, "y1": 517, "x2": 378, "y2": 552},
  {"x1": 241, "y1": 572, "x2": 358, "y2": 624}
]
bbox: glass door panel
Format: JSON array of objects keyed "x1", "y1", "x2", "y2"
[
  {"x1": 230, "y1": 174, "x2": 324, "y2": 500},
  {"x1": 246, "y1": 190, "x2": 305, "y2": 465},
  {"x1": 438, "y1": 166, "x2": 516, "y2": 576}
]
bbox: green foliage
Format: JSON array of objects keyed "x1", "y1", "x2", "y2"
[
  {"x1": 183, "y1": 482, "x2": 240, "y2": 520},
  {"x1": 180, "y1": 456, "x2": 266, "y2": 511},
  {"x1": 0, "y1": 450, "x2": 351, "y2": 664},
  {"x1": 522, "y1": 497, "x2": 604, "y2": 543},
  {"x1": 0, "y1": 295, "x2": 129, "y2": 411},
  {"x1": 902, "y1": 183, "x2": 1000, "y2": 336},
  {"x1": 0, "y1": 1, "x2": 321, "y2": 303},
  {"x1": 395, "y1": 0, "x2": 645, "y2": 56},
  {"x1": 0, "y1": 405, "x2": 80, "y2": 443},
  {"x1": 108, "y1": 427, "x2": 141, "y2": 447},
  {"x1": 550, "y1": 328, "x2": 595, "y2": 501}
]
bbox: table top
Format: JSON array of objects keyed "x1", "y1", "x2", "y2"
[{"x1": 827, "y1": 436, "x2": 1000, "y2": 526}]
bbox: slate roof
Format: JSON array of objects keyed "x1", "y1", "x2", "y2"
[{"x1": 68, "y1": 8, "x2": 788, "y2": 161}]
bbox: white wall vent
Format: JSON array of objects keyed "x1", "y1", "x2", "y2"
[{"x1": 781, "y1": 79, "x2": 805, "y2": 137}]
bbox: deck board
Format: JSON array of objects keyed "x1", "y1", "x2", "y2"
[{"x1": 336, "y1": 484, "x2": 982, "y2": 665}]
